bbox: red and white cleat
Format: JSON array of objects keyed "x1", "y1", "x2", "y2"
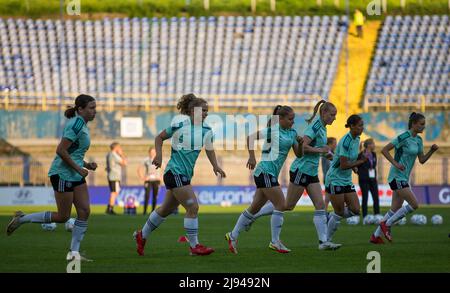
[
  {"x1": 133, "y1": 230, "x2": 146, "y2": 256},
  {"x1": 379, "y1": 221, "x2": 393, "y2": 242},
  {"x1": 189, "y1": 244, "x2": 215, "y2": 256},
  {"x1": 269, "y1": 240, "x2": 291, "y2": 254},
  {"x1": 369, "y1": 234, "x2": 385, "y2": 244},
  {"x1": 225, "y1": 232, "x2": 238, "y2": 254}
]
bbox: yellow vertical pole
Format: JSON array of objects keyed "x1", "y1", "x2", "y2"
[
  {"x1": 4, "y1": 91, "x2": 9, "y2": 110},
  {"x1": 109, "y1": 93, "x2": 114, "y2": 112},
  {"x1": 145, "y1": 94, "x2": 150, "y2": 112},
  {"x1": 421, "y1": 95, "x2": 425, "y2": 112},
  {"x1": 386, "y1": 95, "x2": 390, "y2": 112},
  {"x1": 42, "y1": 94, "x2": 47, "y2": 111},
  {"x1": 214, "y1": 96, "x2": 219, "y2": 112}
]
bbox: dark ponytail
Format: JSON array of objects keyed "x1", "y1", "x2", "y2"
[
  {"x1": 267, "y1": 105, "x2": 293, "y2": 127},
  {"x1": 64, "y1": 107, "x2": 77, "y2": 119},
  {"x1": 408, "y1": 112, "x2": 425, "y2": 129},
  {"x1": 306, "y1": 100, "x2": 336, "y2": 124},
  {"x1": 64, "y1": 94, "x2": 95, "y2": 119},
  {"x1": 345, "y1": 114, "x2": 362, "y2": 128}
]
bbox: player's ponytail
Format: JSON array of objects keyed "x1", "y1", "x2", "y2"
[
  {"x1": 408, "y1": 112, "x2": 425, "y2": 129},
  {"x1": 267, "y1": 105, "x2": 293, "y2": 127},
  {"x1": 64, "y1": 94, "x2": 95, "y2": 119},
  {"x1": 64, "y1": 107, "x2": 77, "y2": 119},
  {"x1": 306, "y1": 100, "x2": 335, "y2": 124}
]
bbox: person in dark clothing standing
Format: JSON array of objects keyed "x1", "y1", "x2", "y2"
[
  {"x1": 138, "y1": 148, "x2": 163, "y2": 215},
  {"x1": 357, "y1": 138, "x2": 380, "y2": 217}
]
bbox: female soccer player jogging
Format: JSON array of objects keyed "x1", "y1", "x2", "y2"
[
  {"x1": 245, "y1": 100, "x2": 340, "y2": 250},
  {"x1": 370, "y1": 112, "x2": 439, "y2": 244},
  {"x1": 325, "y1": 114, "x2": 368, "y2": 246},
  {"x1": 6, "y1": 94, "x2": 97, "y2": 261},
  {"x1": 134, "y1": 94, "x2": 226, "y2": 256},
  {"x1": 225, "y1": 105, "x2": 303, "y2": 254}
]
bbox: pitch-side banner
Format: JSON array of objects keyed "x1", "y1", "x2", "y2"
[{"x1": 0, "y1": 185, "x2": 449, "y2": 206}]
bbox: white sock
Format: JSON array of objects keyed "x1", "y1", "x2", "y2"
[
  {"x1": 254, "y1": 202, "x2": 274, "y2": 219},
  {"x1": 231, "y1": 210, "x2": 254, "y2": 240},
  {"x1": 184, "y1": 217, "x2": 199, "y2": 248},
  {"x1": 19, "y1": 211, "x2": 52, "y2": 224},
  {"x1": 313, "y1": 210, "x2": 328, "y2": 243},
  {"x1": 374, "y1": 210, "x2": 394, "y2": 237},
  {"x1": 386, "y1": 204, "x2": 415, "y2": 226},
  {"x1": 327, "y1": 213, "x2": 342, "y2": 242},
  {"x1": 271, "y1": 210, "x2": 284, "y2": 243},
  {"x1": 142, "y1": 210, "x2": 165, "y2": 239},
  {"x1": 70, "y1": 219, "x2": 88, "y2": 252}
]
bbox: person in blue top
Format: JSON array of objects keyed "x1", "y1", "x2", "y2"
[
  {"x1": 134, "y1": 94, "x2": 226, "y2": 256},
  {"x1": 326, "y1": 114, "x2": 368, "y2": 246},
  {"x1": 225, "y1": 105, "x2": 303, "y2": 254},
  {"x1": 6, "y1": 94, "x2": 97, "y2": 261},
  {"x1": 371, "y1": 112, "x2": 439, "y2": 244},
  {"x1": 242, "y1": 100, "x2": 340, "y2": 250}
]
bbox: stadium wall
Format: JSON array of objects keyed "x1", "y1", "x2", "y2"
[{"x1": 0, "y1": 185, "x2": 449, "y2": 206}]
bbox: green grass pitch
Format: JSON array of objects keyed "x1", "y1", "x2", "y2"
[{"x1": 0, "y1": 205, "x2": 449, "y2": 273}]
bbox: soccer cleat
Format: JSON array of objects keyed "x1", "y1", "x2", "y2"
[
  {"x1": 133, "y1": 230, "x2": 146, "y2": 256},
  {"x1": 379, "y1": 221, "x2": 393, "y2": 242},
  {"x1": 369, "y1": 234, "x2": 385, "y2": 244},
  {"x1": 6, "y1": 211, "x2": 24, "y2": 236},
  {"x1": 106, "y1": 205, "x2": 117, "y2": 215},
  {"x1": 189, "y1": 244, "x2": 215, "y2": 256},
  {"x1": 66, "y1": 251, "x2": 93, "y2": 262},
  {"x1": 178, "y1": 235, "x2": 188, "y2": 243},
  {"x1": 269, "y1": 240, "x2": 291, "y2": 254},
  {"x1": 225, "y1": 232, "x2": 238, "y2": 254},
  {"x1": 319, "y1": 241, "x2": 342, "y2": 250}
]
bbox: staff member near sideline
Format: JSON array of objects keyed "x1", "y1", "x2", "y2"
[{"x1": 357, "y1": 138, "x2": 380, "y2": 217}]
